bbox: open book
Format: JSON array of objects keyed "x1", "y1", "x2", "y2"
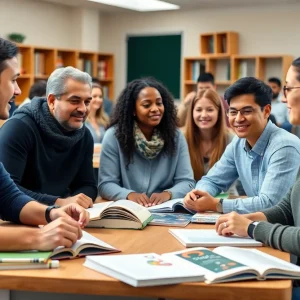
[
  {"x1": 163, "y1": 246, "x2": 300, "y2": 284},
  {"x1": 148, "y1": 198, "x2": 194, "y2": 214},
  {"x1": 148, "y1": 193, "x2": 228, "y2": 214},
  {"x1": 169, "y1": 229, "x2": 262, "y2": 247},
  {"x1": 86, "y1": 200, "x2": 153, "y2": 229},
  {"x1": 84, "y1": 246, "x2": 300, "y2": 286},
  {"x1": 84, "y1": 252, "x2": 205, "y2": 287},
  {"x1": 50, "y1": 230, "x2": 119, "y2": 259}
]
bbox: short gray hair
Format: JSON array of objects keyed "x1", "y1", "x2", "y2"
[{"x1": 46, "y1": 66, "x2": 92, "y2": 97}]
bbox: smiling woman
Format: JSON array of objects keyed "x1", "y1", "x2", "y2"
[
  {"x1": 98, "y1": 77, "x2": 195, "y2": 206},
  {"x1": 185, "y1": 88, "x2": 232, "y2": 181}
]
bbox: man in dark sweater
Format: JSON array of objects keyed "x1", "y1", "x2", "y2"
[
  {"x1": 0, "y1": 66, "x2": 97, "y2": 208},
  {"x1": 0, "y1": 37, "x2": 89, "y2": 250}
]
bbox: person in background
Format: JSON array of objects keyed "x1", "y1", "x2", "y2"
[
  {"x1": 184, "y1": 77, "x2": 300, "y2": 214},
  {"x1": 98, "y1": 77, "x2": 195, "y2": 206},
  {"x1": 18, "y1": 80, "x2": 47, "y2": 109},
  {"x1": 185, "y1": 88, "x2": 233, "y2": 181},
  {"x1": 85, "y1": 83, "x2": 109, "y2": 143},
  {"x1": 92, "y1": 77, "x2": 113, "y2": 116},
  {"x1": 0, "y1": 37, "x2": 89, "y2": 251},
  {"x1": 177, "y1": 72, "x2": 229, "y2": 127},
  {"x1": 267, "y1": 77, "x2": 289, "y2": 127},
  {"x1": 215, "y1": 57, "x2": 300, "y2": 300},
  {"x1": 0, "y1": 66, "x2": 97, "y2": 208}
]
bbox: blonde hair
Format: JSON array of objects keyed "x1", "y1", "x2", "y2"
[
  {"x1": 88, "y1": 83, "x2": 109, "y2": 127},
  {"x1": 185, "y1": 89, "x2": 228, "y2": 181}
]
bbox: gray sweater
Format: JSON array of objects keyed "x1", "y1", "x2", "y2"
[
  {"x1": 98, "y1": 127, "x2": 195, "y2": 200},
  {"x1": 254, "y1": 170, "x2": 300, "y2": 267}
]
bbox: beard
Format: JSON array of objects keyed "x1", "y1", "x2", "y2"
[{"x1": 272, "y1": 92, "x2": 279, "y2": 99}]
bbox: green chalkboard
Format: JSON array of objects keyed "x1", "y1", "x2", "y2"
[{"x1": 127, "y1": 34, "x2": 181, "y2": 99}]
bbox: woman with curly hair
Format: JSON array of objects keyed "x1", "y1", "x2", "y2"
[
  {"x1": 185, "y1": 88, "x2": 233, "y2": 181},
  {"x1": 98, "y1": 77, "x2": 195, "y2": 206},
  {"x1": 85, "y1": 83, "x2": 109, "y2": 143}
]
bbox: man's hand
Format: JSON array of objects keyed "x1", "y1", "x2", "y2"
[
  {"x1": 127, "y1": 192, "x2": 150, "y2": 207},
  {"x1": 183, "y1": 91, "x2": 196, "y2": 106},
  {"x1": 215, "y1": 212, "x2": 253, "y2": 237},
  {"x1": 33, "y1": 217, "x2": 82, "y2": 251},
  {"x1": 55, "y1": 193, "x2": 93, "y2": 209},
  {"x1": 50, "y1": 203, "x2": 90, "y2": 228},
  {"x1": 183, "y1": 189, "x2": 218, "y2": 212},
  {"x1": 149, "y1": 192, "x2": 171, "y2": 206}
]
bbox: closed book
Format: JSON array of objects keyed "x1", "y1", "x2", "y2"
[
  {"x1": 169, "y1": 229, "x2": 262, "y2": 247},
  {"x1": 84, "y1": 252, "x2": 205, "y2": 287},
  {"x1": 164, "y1": 246, "x2": 300, "y2": 284},
  {"x1": 149, "y1": 213, "x2": 192, "y2": 227},
  {"x1": 86, "y1": 200, "x2": 153, "y2": 229},
  {"x1": 191, "y1": 212, "x2": 221, "y2": 224}
]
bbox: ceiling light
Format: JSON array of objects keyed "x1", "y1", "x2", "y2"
[{"x1": 88, "y1": 0, "x2": 180, "y2": 12}]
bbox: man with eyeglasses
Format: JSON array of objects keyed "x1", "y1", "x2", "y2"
[
  {"x1": 184, "y1": 76, "x2": 300, "y2": 214},
  {"x1": 0, "y1": 66, "x2": 97, "y2": 209}
]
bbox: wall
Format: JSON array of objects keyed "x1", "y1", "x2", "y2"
[
  {"x1": 0, "y1": 0, "x2": 100, "y2": 50},
  {"x1": 1, "y1": 0, "x2": 300, "y2": 98},
  {"x1": 99, "y1": 3, "x2": 300, "y2": 98}
]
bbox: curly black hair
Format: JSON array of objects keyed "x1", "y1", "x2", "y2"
[{"x1": 109, "y1": 77, "x2": 178, "y2": 165}]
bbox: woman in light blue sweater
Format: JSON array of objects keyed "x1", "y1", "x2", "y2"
[{"x1": 98, "y1": 78, "x2": 195, "y2": 206}]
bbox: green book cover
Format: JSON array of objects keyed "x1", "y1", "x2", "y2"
[
  {"x1": 0, "y1": 251, "x2": 51, "y2": 262},
  {"x1": 176, "y1": 249, "x2": 244, "y2": 273},
  {"x1": 142, "y1": 215, "x2": 153, "y2": 229}
]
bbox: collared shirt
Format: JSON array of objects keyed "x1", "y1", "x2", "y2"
[
  {"x1": 271, "y1": 95, "x2": 288, "y2": 125},
  {"x1": 196, "y1": 121, "x2": 300, "y2": 214}
]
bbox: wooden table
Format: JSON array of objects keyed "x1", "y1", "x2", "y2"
[{"x1": 0, "y1": 224, "x2": 292, "y2": 300}]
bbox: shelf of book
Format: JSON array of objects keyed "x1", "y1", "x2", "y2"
[
  {"x1": 14, "y1": 44, "x2": 114, "y2": 105},
  {"x1": 231, "y1": 55, "x2": 294, "y2": 82}
]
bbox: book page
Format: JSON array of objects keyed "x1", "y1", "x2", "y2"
[
  {"x1": 148, "y1": 198, "x2": 183, "y2": 212},
  {"x1": 163, "y1": 247, "x2": 255, "y2": 283},
  {"x1": 73, "y1": 231, "x2": 118, "y2": 253},
  {"x1": 86, "y1": 202, "x2": 113, "y2": 220},
  {"x1": 107, "y1": 200, "x2": 151, "y2": 223},
  {"x1": 214, "y1": 247, "x2": 300, "y2": 277}
]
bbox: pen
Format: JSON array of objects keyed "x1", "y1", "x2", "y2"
[{"x1": 0, "y1": 260, "x2": 60, "y2": 270}]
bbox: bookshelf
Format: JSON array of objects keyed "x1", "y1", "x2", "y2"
[
  {"x1": 183, "y1": 55, "x2": 231, "y2": 96},
  {"x1": 15, "y1": 44, "x2": 114, "y2": 105},
  {"x1": 200, "y1": 32, "x2": 238, "y2": 56},
  {"x1": 231, "y1": 55, "x2": 294, "y2": 83},
  {"x1": 183, "y1": 31, "x2": 294, "y2": 98}
]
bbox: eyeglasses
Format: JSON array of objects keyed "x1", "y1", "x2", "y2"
[
  {"x1": 226, "y1": 107, "x2": 258, "y2": 117},
  {"x1": 283, "y1": 86, "x2": 300, "y2": 98}
]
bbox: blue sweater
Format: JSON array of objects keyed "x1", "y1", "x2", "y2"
[
  {"x1": 0, "y1": 163, "x2": 32, "y2": 223},
  {"x1": 98, "y1": 127, "x2": 195, "y2": 200}
]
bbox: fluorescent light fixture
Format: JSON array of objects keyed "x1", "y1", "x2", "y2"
[{"x1": 88, "y1": 0, "x2": 180, "y2": 12}]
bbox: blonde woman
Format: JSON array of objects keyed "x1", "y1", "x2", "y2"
[{"x1": 85, "y1": 83, "x2": 109, "y2": 143}]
